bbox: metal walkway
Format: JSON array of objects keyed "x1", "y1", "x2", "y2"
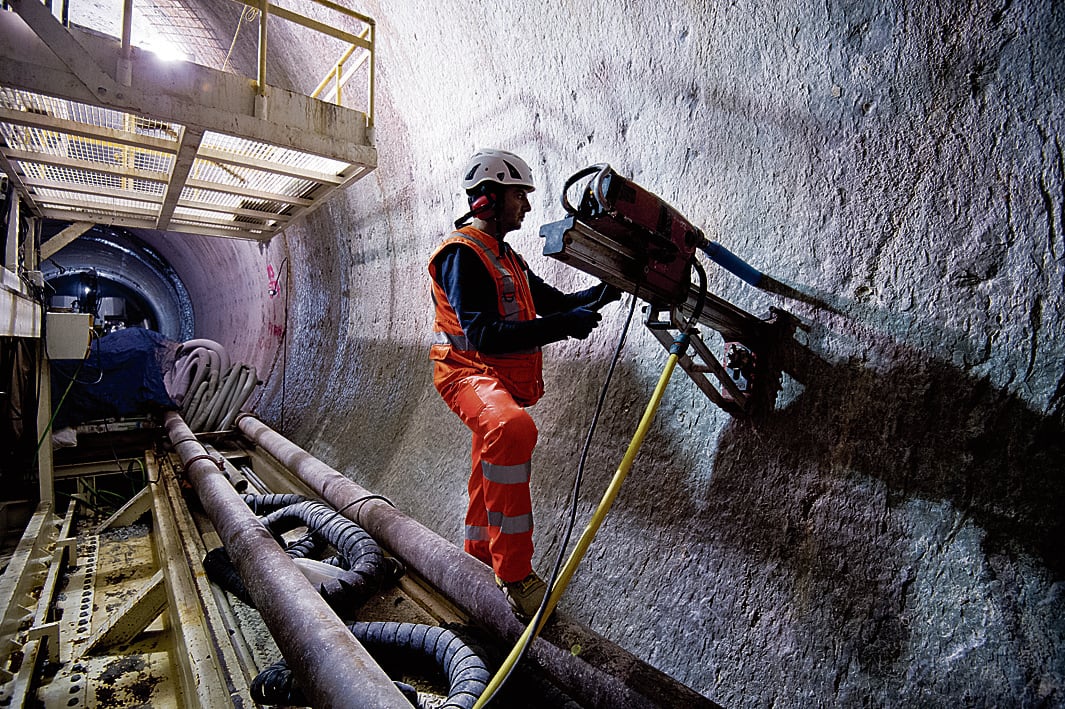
[{"x1": 0, "y1": 0, "x2": 376, "y2": 241}]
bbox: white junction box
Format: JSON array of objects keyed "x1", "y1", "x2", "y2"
[{"x1": 46, "y1": 312, "x2": 93, "y2": 360}]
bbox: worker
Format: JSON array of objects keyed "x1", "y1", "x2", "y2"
[{"x1": 428, "y1": 149, "x2": 620, "y2": 619}]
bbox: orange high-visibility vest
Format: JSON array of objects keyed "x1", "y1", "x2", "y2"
[{"x1": 428, "y1": 227, "x2": 544, "y2": 406}]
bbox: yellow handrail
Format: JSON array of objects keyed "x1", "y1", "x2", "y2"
[
  {"x1": 256, "y1": 0, "x2": 267, "y2": 96},
  {"x1": 225, "y1": 0, "x2": 375, "y2": 124}
]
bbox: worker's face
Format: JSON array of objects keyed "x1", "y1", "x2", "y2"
[{"x1": 496, "y1": 185, "x2": 531, "y2": 235}]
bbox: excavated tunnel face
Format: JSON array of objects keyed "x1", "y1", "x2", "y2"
[{"x1": 40, "y1": 225, "x2": 194, "y2": 342}]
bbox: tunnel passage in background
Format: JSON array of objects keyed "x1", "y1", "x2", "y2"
[{"x1": 39, "y1": 225, "x2": 194, "y2": 342}]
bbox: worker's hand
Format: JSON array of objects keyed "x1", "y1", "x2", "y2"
[
  {"x1": 561, "y1": 307, "x2": 602, "y2": 340},
  {"x1": 591, "y1": 282, "x2": 623, "y2": 310}
]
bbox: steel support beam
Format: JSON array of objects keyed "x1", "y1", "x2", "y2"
[
  {"x1": 148, "y1": 456, "x2": 250, "y2": 708},
  {"x1": 237, "y1": 415, "x2": 722, "y2": 709},
  {"x1": 0, "y1": 9, "x2": 374, "y2": 166},
  {"x1": 164, "y1": 412, "x2": 410, "y2": 709},
  {"x1": 156, "y1": 127, "x2": 204, "y2": 231},
  {"x1": 40, "y1": 221, "x2": 93, "y2": 262}
]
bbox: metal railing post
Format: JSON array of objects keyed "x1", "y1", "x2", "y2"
[
  {"x1": 257, "y1": 0, "x2": 268, "y2": 96},
  {"x1": 367, "y1": 21, "x2": 375, "y2": 128}
]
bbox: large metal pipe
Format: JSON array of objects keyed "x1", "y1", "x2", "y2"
[
  {"x1": 164, "y1": 412, "x2": 410, "y2": 709},
  {"x1": 238, "y1": 415, "x2": 722, "y2": 709}
]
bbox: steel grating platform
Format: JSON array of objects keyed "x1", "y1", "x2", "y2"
[{"x1": 0, "y1": 0, "x2": 376, "y2": 242}]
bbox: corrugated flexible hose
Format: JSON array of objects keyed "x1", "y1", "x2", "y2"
[{"x1": 250, "y1": 622, "x2": 491, "y2": 709}]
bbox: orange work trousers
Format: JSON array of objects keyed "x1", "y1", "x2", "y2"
[{"x1": 439, "y1": 374, "x2": 538, "y2": 583}]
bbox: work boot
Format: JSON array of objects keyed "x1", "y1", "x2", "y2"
[{"x1": 495, "y1": 573, "x2": 547, "y2": 620}]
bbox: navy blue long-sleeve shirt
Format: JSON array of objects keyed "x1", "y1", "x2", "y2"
[{"x1": 433, "y1": 242, "x2": 601, "y2": 354}]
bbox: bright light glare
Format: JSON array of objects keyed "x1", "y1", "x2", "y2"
[{"x1": 137, "y1": 36, "x2": 188, "y2": 63}]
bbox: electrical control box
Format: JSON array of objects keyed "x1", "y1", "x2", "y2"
[{"x1": 46, "y1": 312, "x2": 93, "y2": 360}]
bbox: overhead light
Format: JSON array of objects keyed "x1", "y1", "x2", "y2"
[{"x1": 137, "y1": 36, "x2": 188, "y2": 63}]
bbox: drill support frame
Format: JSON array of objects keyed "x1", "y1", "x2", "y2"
[{"x1": 540, "y1": 164, "x2": 789, "y2": 416}]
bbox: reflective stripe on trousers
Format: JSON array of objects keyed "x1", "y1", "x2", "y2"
[{"x1": 442, "y1": 374, "x2": 538, "y2": 583}]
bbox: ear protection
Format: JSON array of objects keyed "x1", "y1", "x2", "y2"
[
  {"x1": 453, "y1": 185, "x2": 499, "y2": 229},
  {"x1": 468, "y1": 187, "x2": 497, "y2": 218}
]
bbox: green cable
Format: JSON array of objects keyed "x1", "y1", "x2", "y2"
[{"x1": 32, "y1": 360, "x2": 82, "y2": 466}]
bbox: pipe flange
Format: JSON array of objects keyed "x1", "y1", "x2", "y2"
[{"x1": 235, "y1": 412, "x2": 259, "y2": 426}]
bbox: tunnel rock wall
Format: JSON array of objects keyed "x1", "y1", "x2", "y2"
[
  {"x1": 136, "y1": 229, "x2": 288, "y2": 396},
  {"x1": 246, "y1": 1, "x2": 1064, "y2": 706}
]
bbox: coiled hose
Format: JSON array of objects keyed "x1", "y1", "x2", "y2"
[
  {"x1": 251, "y1": 621, "x2": 491, "y2": 709},
  {"x1": 241, "y1": 493, "x2": 307, "y2": 514},
  {"x1": 204, "y1": 495, "x2": 402, "y2": 610},
  {"x1": 258, "y1": 499, "x2": 403, "y2": 606}
]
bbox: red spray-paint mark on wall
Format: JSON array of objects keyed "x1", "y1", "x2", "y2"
[{"x1": 267, "y1": 264, "x2": 279, "y2": 297}]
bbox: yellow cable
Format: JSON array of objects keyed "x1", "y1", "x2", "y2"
[{"x1": 473, "y1": 352, "x2": 681, "y2": 708}]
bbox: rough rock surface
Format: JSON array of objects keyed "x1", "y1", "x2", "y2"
[{"x1": 159, "y1": 1, "x2": 1064, "y2": 706}]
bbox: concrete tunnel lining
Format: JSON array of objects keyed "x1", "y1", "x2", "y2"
[{"x1": 36, "y1": 1, "x2": 1065, "y2": 706}]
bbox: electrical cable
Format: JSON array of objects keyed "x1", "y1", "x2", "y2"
[
  {"x1": 32, "y1": 350, "x2": 85, "y2": 467},
  {"x1": 475, "y1": 287, "x2": 640, "y2": 706},
  {"x1": 240, "y1": 255, "x2": 290, "y2": 425},
  {"x1": 297, "y1": 494, "x2": 396, "y2": 549},
  {"x1": 222, "y1": 4, "x2": 258, "y2": 71},
  {"x1": 33, "y1": 327, "x2": 104, "y2": 467},
  {"x1": 688, "y1": 258, "x2": 708, "y2": 331},
  {"x1": 279, "y1": 257, "x2": 289, "y2": 431}
]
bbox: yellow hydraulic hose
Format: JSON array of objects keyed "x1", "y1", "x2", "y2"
[{"x1": 473, "y1": 350, "x2": 683, "y2": 708}]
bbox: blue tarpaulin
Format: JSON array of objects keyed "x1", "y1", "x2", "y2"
[{"x1": 51, "y1": 328, "x2": 177, "y2": 429}]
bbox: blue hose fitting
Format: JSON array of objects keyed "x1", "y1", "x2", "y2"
[{"x1": 669, "y1": 332, "x2": 690, "y2": 356}]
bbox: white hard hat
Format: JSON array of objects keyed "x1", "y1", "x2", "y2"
[{"x1": 461, "y1": 149, "x2": 535, "y2": 192}]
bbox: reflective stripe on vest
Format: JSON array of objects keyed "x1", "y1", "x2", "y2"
[
  {"x1": 448, "y1": 231, "x2": 522, "y2": 321},
  {"x1": 432, "y1": 327, "x2": 539, "y2": 356},
  {"x1": 434, "y1": 330, "x2": 471, "y2": 350}
]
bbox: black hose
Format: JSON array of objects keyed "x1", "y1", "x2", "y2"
[
  {"x1": 284, "y1": 532, "x2": 325, "y2": 560},
  {"x1": 202, "y1": 547, "x2": 250, "y2": 601},
  {"x1": 259, "y1": 499, "x2": 403, "y2": 610},
  {"x1": 354, "y1": 622, "x2": 490, "y2": 709},
  {"x1": 283, "y1": 533, "x2": 349, "y2": 567},
  {"x1": 206, "y1": 495, "x2": 402, "y2": 610},
  {"x1": 687, "y1": 258, "x2": 708, "y2": 333},
  {"x1": 240, "y1": 492, "x2": 307, "y2": 514},
  {"x1": 251, "y1": 622, "x2": 491, "y2": 709},
  {"x1": 560, "y1": 164, "x2": 608, "y2": 215}
]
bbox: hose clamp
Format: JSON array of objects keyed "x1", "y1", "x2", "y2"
[
  {"x1": 184, "y1": 454, "x2": 226, "y2": 472},
  {"x1": 234, "y1": 412, "x2": 259, "y2": 426}
]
